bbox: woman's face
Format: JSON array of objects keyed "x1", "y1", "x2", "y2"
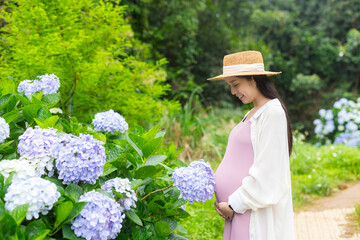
[{"x1": 225, "y1": 76, "x2": 258, "y2": 104}]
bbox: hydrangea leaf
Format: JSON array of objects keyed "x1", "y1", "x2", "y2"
[
  {"x1": 22, "y1": 104, "x2": 43, "y2": 123},
  {"x1": 62, "y1": 224, "x2": 84, "y2": 240},
  {"x1": 59, "y1": 118, "x2": 71, "y2": 133},
  {"x1": 144, "y1": 155, "x2": 167, "y2": 166},
  {"x1": 34, "y1": 116, "x2": 59, "y2": 129},
  {"x1": 15, "y1": 93, "x2": 32, "y2": 106},
  {"x1": 154, "y1": 221, "x2": 171, "y2": 237},
  {"x1": 161, "y1": 217, "x2": 177, "y2": 232},
  {"x1": 101, "y1": 163, "x2": 117, "y2": 177},
  {"x1": 25, "y1": 219, "x2": 47, "y2": 239},
  {"x1": 125, "y1": 209, "x2": 143, "y2": 226},
  {"x1": 2, "y1": 109, "x2": 22, "y2": 124},
  {"x1": 66, "y1": 202, "x2": 87, "y2": 222},
  {"x1": 55, "y1": 201, "x2": 74, "y2": 228},
  {"x1": 36, "y1": 107, "x2": 52, "y2": 121},
  {"x1": 143, "y1": 137, "x2": 162, "y2": 159},
  {"x1": 125, "y1": 132, "x2": 143, "y2": 157},
  {"x1": 42, "y1": 93, "x2": 60, "y2": 108},
  {"x1": 0, "y1": 213, "x2": 17, "y2": 238},
  {"x1": 130, "y1": 179, "x2": 143, "y2": 189},
  {"x1": 29, "y1": 229, "x2": 50, "y2": 240},
  {"x1": 10, "y1": 203, "x2": 29, "y2": 226},
  {"x1": 170, "y1": 199, "x2": 187, "y2": 210},
  {"x1": 0, "y1": 94, "x2": 17, "y2": 113},
  {"x1": 135, "y1": 166, "x2": 157, "y2": 180},
  {"x1": 65, "y1": 184, "x2": 83, "y2": 202}
]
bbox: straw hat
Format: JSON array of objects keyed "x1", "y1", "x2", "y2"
[{"x1": 207, "y1": 50, "x2": 281, "y2": 80}]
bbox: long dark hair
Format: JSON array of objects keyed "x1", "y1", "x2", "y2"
[{"x1": 244, "y1": 75, "x2": 293, "y2": 156}]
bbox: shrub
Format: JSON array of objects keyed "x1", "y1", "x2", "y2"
[{"x1": 0, "y1": 78, "x2": 204, "y2": 239}]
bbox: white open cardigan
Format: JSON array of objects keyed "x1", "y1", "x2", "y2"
[{"x1": 227, "y1": 98, "x2": 296, "y2": 240}]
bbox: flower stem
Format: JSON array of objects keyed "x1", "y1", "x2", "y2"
[{"x1": 141, "y1": 183, "x2": 174, "y2": 201}]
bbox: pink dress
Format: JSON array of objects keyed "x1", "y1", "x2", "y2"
[{"x1": 214, "y1": 120, "x2": 254, "y2": 240}]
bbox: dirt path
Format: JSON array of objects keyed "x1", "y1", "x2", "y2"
[{"x1": 294, "y1": 181, "x2": 360, "y2": 240}]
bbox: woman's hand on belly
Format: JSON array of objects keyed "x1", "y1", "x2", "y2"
[{"x1": 215, "y1": 201, "x2": 234, "y2": 221}]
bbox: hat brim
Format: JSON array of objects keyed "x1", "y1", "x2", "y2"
[{"x1": 207, "y1": 71, "x2": 282, "y2": 81}]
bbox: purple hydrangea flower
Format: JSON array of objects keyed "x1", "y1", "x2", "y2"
[
  {"x1": 17, "y1": 74, "x2": 60, "y2": 96},
  {"x1": 101, "y1": 178, "x2": 137, "y2": 210},
  {"x1": 5, "y1": 177, "x2": 60, "y2": 220},
  {"x1": 52, "y1": 134, "x2": 105, "y2": 184},
  {"x1": 37, "y1": 74, "x2": 60, "y2": 95},
  {"x1": 318, "y1": 109, "x2": 326, "y2": 118},
  {"x1": 92, "y1": 110, "x2": 128, "y2": 134},
  {"x1": 17, "y1": 79, "x2": 42, "y2": 96},
  {"x1": 0, "y1": 117, "x2": 10, "y2": 144},
  {"x1": 346, "y1": 121, "x2": 358, "y2": 132},
  {"x1": 324, "y1": 120, "x2": 335, "y2": 133},
  {"x1": 334, "y1": 132, "x2": 360, "y2": 147},
  {"x1": 71, "y1": 190, "x2": 125, "y2": 240},
  {"x1": 18, "y1": 126, "x2": 58, "y2": 159},
  {"x1": 325, "y1": 110, "x2": 333, "y2": 121},
  {"x1": 172, "y1": 159, "x2": 215, "y2": 204}
]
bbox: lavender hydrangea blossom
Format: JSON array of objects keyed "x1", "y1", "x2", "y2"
[
  {"x1": 101, "y1": 178, "x2": 137, "y2": 210},
  {"x1": 71, "y1": 190, "x2": 125, "y2": 240},
  {"x1": 0, "y1": 117, "x2": 10, "y2": 144},
  {"x1": 17, "y1": 74, "x2": 60, "y2": 96},
  {"x1": 37, "y1": 74, "x2": 60, "y2": 95},
  {"x1": 4, "y1": 177, "x2": 60, "y2": 220},
  {"x1": 52, "y1": 133, "x2": 105, "y2": 184},
  {"x1": 92, "y1": 110, "x2": 128, "y2": 134},
  {"x1": 18, "y1": 126, "x2": 58, "y2": 158},
  {"x1": 334, "y1": 132, "x2": 360, "y2": 147},
  {"x1": 172, "y1": 159, "x2": 215, "y2": 204}
]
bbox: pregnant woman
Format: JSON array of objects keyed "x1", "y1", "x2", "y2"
[{"x1": 208, "y1": 51, "x2": 295, "y2": 240}]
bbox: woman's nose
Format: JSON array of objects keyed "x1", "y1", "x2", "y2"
[{"x1": 230, "y1": 87, "x2": 236, "y2": 95}]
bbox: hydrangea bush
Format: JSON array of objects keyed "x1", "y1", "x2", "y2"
[
  {"x1": 313, "y1": 97, "x2": 360, "y2": 147},
  {"x1": 0, "y1": 77, "x2": 208, "y2": 239}
]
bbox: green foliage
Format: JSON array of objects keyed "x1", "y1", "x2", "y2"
[
  {"x1": 0, "y1": 79, "x2": 189, "y2": 239},
  {"x1": 0, "y1": 0, "x2": 179, "y2": 125}
]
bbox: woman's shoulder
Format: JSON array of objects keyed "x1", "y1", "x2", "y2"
[{"x1": 256, "y1": 99, "x2": 285, "y2": 120}]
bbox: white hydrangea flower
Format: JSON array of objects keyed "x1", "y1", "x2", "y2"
[
  {"x1": 5, "y1": 177, "x2": 60, "y2": 220},
  {"x1": 19, "y1": 156, "x2": 55, "y2": 177},
  {"x1": 0, "y1": 159, "x2": 38, "y2": 181},
  {"x1": 0, "y1": 117, "x2": 10, "y2": 144}
]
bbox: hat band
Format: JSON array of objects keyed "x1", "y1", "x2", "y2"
[{"x1": 223, "y1": 63, "x2": 265, "y2": 74}]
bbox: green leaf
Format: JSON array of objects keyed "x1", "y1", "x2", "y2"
[
  {"x1": 171, "y1": 198, "x2": 187, "y2": 209},
  {"x1": 161, "y1": 217, "x2": 177, "y2": 232},
  {"x1": 143, "y1": 137, "x2": 163, "y2": 159},
  {"x1": 37, "y1": 107, "x2": 52, "y2": 121},
  {"x1": 155, "y1": 221, "x2": 171, "y2": 237},
  {"x1": 66, "y1": 202, "x2": 87, "y2": 222},
  {"x1": 65, "y1": 184, "x2": 83, "y2": 202},
  {"x1": 144, "y1": 155, "x2": 167, "y2": 166},
  {"x1": 101, "y1": 163, "x2": 117, "y2": 176},
  {"x1": 42, "y1": 93, "x2": 60, "y2": 108},
  {"x1": 15, "y1": 93, "x2": 31, "y2": 106},
  {"x1": 62, "y1": 225, "x2": 84, "y2": 240},
  {"x1": 0, "y1": 95, "x2": 10, "y2": 111},
  {"x1": 32, "y1": 229, "x2": 51, "y2": 240},
  {"x1": 34, "y1": 116, "x2": 59, "y2": 128},
  {"x1": 130, "y1": 179, "x2": 143, "y2": 189},
  {"x1": 168, "y1": 233, "x2": 189, "y2": 240},
  {"x1": 125, "y1": 209, "x2": 143, "y2": 226},
  {"x1": 10, "y1": 203, "x2": 29, "y2": 226},
  {"x1": 59, "y1": 118, "x2": 71, "y2": 132},
  {"x1": 134, "y1": 165, "x2": 157, "y2": 179},
  {"x1": 54, "y1": 201, "x2": 73, "y2": 228},
  {"x1": 26, "y1": 219, "x2": 47, "y2": 239},
  {"x1": 0, "y1": 213, "x2": 17, "y2": 238},
  {"x1": 2, "y1": 109, "x2": 22, "y2": 123},
  {"x1": 23, "y1": 104, "x2": 43, "y2": 123},
  {"x1": 0, "y1": 141, "x2": 14, "y2": 152},
  {"x1": 45, "y1": 177, "x2": 65, "y2": 196},
  {"x1": 0, "y1": 174, "x2": 4, "y2": 199},
  {"x1": 95, "y1": 189, "x2": 114, "y2": 199},
  {"x1": 125, "y1": 132, "x2": 143, "y2": 157},
  {"x1": 0, "y1": 94, "x2": 17, "y2": 113}
]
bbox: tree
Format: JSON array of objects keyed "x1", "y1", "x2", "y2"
[{"x1": 0, "y1": 0, "x2": 179, "y2": 125}]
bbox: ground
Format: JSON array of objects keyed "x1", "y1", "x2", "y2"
[{"x1": 294, "y1": 181, "x2": 360, "y2": 239}]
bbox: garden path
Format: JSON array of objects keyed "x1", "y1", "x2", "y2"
[{"x1": 294, "y1": 181, "x2": 360, "y2": 239}]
